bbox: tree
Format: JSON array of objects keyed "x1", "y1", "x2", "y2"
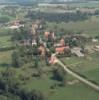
[
  {"x1": 30, "y1": 90, "x2": 46, "y2": 100},
  {"x1": 0, "y1": 68, "x2": 21, "y2": 95},
  {"x1": 46, "y1": 33, "x2": 54, "y2": 49},
  {"x1": 19, "y1": 88, "x2": 30, "y2": 100},
  {"x1": 45, "y1": 50, "x2": 51, "y2": 66},
  {"x1": 64, "y1": 48, "x2": 71, "y2": 57},
  {"x1": 33, "y1": 46, "x2": 39, "y2": 68},
  {"x1": 18, "y1": 89, "x2": 46, "y2": 100},
  {"x1": 12, "y1": 26, "x2": 31, "y2": 41},
  {"x1": 12, "y1": 51, "x2": 23, "y2": 68},
  {"x1": 27, "y1": 11, "x2": 89, "y2": 22},
  {"x1": 53, "y1": 67, "x2": 67, "y2": 86},
  {"x1": 95, "y1": 10, "x2": 99, "y2": 15}
]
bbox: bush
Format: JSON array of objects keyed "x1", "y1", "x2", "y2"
[{"x1": 12, "y1": 51, "x2": 23, "y2": 68}]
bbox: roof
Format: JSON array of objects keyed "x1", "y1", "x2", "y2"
[
  {"x1": 55, "y1": 46, "x2": 69, "y2": 53},
  {"x1": 71, "y1": 47, "x2": 84, "y2": 57},
  {"x1": 44, "y1": 31, "x2": 50, "y2": 37},
  {"x1": 8, "y1": 24, "x2": 24, "y2": 29}
]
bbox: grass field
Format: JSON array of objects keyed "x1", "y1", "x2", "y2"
[
  {"x1": 24, "y1": 53, "x2": 99, "y2": 100},
  {"x1": 0, "y1": 36, "x2": 12, "y2": 47},
  {"x1": 70, "y1": 1, "x2": 99, "y2": 8},
  {"x1": 61, "y1": 53, "x2": 99, "y2": 81},
  {"x1": 0, "y1": 50, "x2": 13, "y2": 72},
  {"x1": 46, "y1": 16, "x2": 99, "y2": 37},
  {"x1": 0, "y1": 28, "x2": 12, "y2": 36},
  {"x1": 0, "y1": 28, "x2": 13, "y2": 70},
  {"x1": 24, "y1": 75, "x2": 99, "y2": 100},
  {"x1": 0, "y1": 33, "x2": 99, "y2": 100},
  {"x1": 19, "y1": 65, "x2": 99, "y2": 100},
  {"x1": 0, "y1": 47, "x2": 99, "y2": 100}
]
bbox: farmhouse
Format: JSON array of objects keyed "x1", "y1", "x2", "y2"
[
  {"x1": 71, "y1": 47, "x2": 84, "y2": 57},
  {"x1": 8, "y1": 20, "x2": 24, "y2": 29}
]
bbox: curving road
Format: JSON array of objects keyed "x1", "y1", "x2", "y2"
[{"x1": 52, "y1": 54, "x2": 99, "y2": 92}]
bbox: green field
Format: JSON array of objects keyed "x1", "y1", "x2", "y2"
[
  {"x1": 46, "y1": 16, "x2": 99, "y2": 37},
  {"x1": 0, "y1": 36, "x2": 12, "y2": 47},
  {"x1": 69, "y1": 2, "x2": 99, "y2": 8},
  {"x1": 0, "y1": 49, "x2": 99, "y2": 100},
  {"x1": 61, "y1": 53, "x2": 99, "y2": 81},
  {"x1": 23, "y1": 52, "x2": 99, "y2": 100},
  {"x1": 0, "y1": 23, "x2": 99, "y2": 100}
]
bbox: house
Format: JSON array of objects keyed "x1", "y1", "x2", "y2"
[
  {"x1": 32, "y1": 39, "x2": 37, "y2": 46},
  {"x1": 17, "y1": 39, "x2": 30, "y2": 46},
  {"x1": 44, "y1": 31, "x2": 50, "y2": 38},
  {"x1": 8, "y1": 20, "x2": 24, "y2": 29},
  {"x1": 71, "y1": 47, "x2": 84, "y2": 57},
  {"x1": 31, "y1": 20, "x2": 43, "y2": 35},
  {"x1": 9, "y1": 24, "x2": 24, "y2": 29},
  {"x1": 55, "y1": 45, "x2": 70, "y2": 54},
  {"x1": 92, "y1": 39, "x2": 98, "y2": 43},
  {"x1": 60, "y1": 38, "x2": 65, "y2": 46},
  {"x1": 94, "y1": 45, "x2": 99, "y2": 51},
  {"x1": 44, "y1": 31, "x2": 55, "y2": 42},
  {"x1": 39, "y1": 45, "x2": 46, "y2": 58}
]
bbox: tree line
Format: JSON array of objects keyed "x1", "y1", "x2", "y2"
[
  {"x1": 26, "y1": 11, "x2": 90, "y2": 22},
  {"x1": 0, "y1": 68, "x2": 46, "y2": 100}
]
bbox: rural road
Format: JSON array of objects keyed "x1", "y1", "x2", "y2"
[{"x1": 51, "y1": 54, "x2": 99, "y2": 92}]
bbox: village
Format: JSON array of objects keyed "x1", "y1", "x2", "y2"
[
  {"x1": 8, "y1": 19, "x2": 99, "y2": 66},
  {"x1": 6, "y1": 18, "x2": 99, "y2": 92},
  {"x1": 0, "y1": 1, "x2": 99, "y2": 100}
]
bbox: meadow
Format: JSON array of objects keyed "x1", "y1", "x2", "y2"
[
  {"x1": 46, "y1": 16, "x2": 99, "y2": 37},
  {"x1": 0, "y1": 46, "x2": 99, "y2": 100},
  {"x1": 0, "y1": 35, "x2": 12, "y2": 47},
  {"x1": 70, "y1": 1, "x2": 99, "y2": 8}
]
